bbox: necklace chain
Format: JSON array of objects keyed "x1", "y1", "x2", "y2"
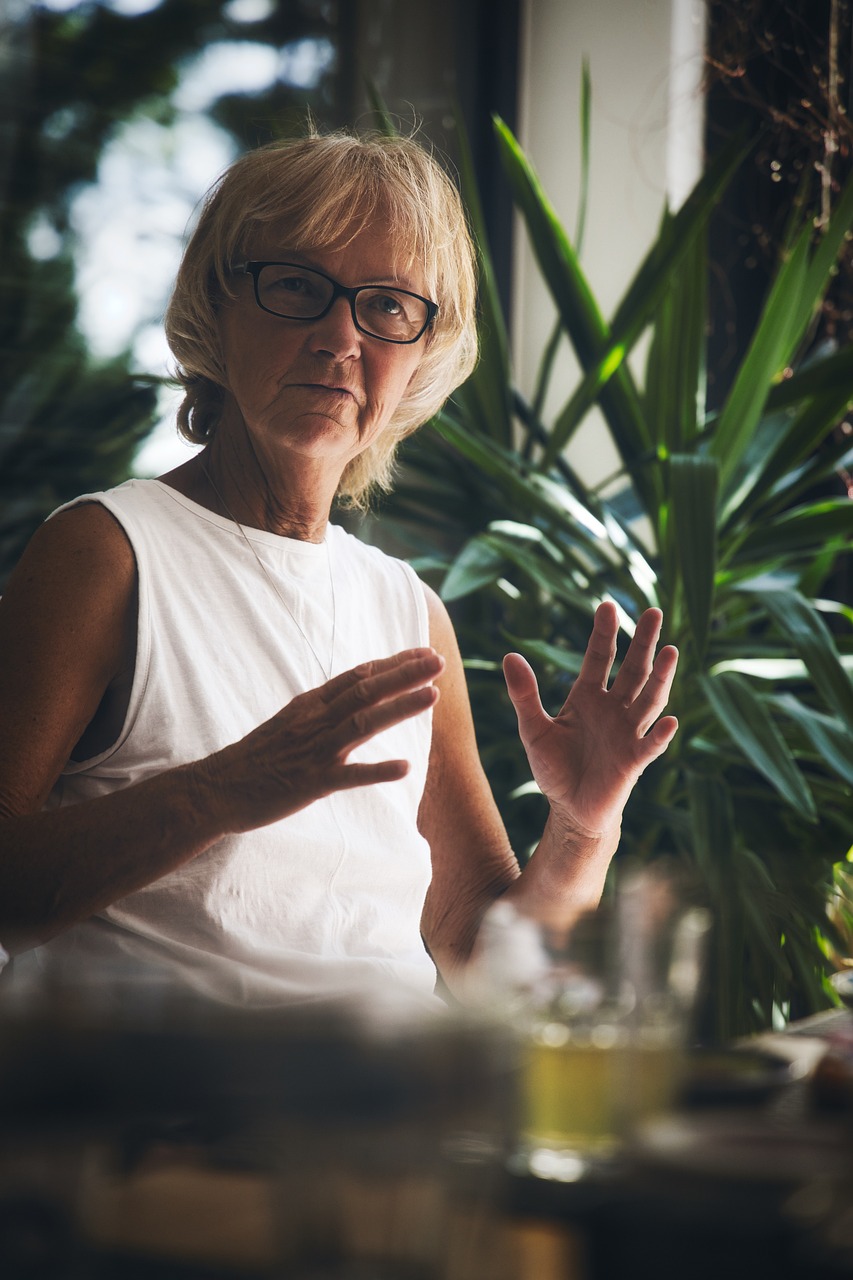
[{"x1": 203, "y1": 464, "x2": 337, "y2": 682}]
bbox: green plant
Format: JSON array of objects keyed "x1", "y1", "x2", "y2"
[{"x1": 377, "y1": 102, "x2": 853, "y2": 1042}]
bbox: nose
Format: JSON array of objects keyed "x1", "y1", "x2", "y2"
[{"x1": 308, "y1": 296, "x2": 362, "y2": 360}]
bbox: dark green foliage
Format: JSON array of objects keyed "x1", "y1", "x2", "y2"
[
  {"x1": 0, "y1": 0, "x2": 338, "y2": 586},
  {"x1": 377, "y1": 106, "x2": 853, "y2": 1040}
]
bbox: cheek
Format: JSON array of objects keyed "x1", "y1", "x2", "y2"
[
  {"x1": 221, "y1": 326, "x2": 287, "y2": 399},
  {"x1": 378, "y1": 351, "x2": 423, "y2": 408},
  {"x1": 218, "y1": 313, "x2": 249, "y2": 389}
]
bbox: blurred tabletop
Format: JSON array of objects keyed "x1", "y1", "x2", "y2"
[{"x1": 1, "y1": 986, "x2": 852, "y2": 1280}]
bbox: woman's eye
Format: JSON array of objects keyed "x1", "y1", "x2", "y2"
[
  {"x1": 274, "y1": 275, "x2": 309, "y2": 292},
  {"x1": 373, "y1": 294, "x2": 403, "y2": 316}
]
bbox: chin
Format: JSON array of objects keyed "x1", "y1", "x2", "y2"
[{"x1": 268, "y1": 411, "x2": 362, "y2": 456}]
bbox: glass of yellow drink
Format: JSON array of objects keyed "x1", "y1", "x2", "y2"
[{"x1": 512, "y1": 870, "x2": 707, "y2": 1181}]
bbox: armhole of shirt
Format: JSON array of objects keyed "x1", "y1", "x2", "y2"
[
  {"x1": 55, "y1": 491, "x2": 153, "y2": 774},
  {"x1": 396, "y1": 557, "x2": 430, "y2": 649}
]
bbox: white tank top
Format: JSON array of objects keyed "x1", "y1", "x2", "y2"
[{"x1": 35, "y1": 479, "x2": 437, "y2": 1005}]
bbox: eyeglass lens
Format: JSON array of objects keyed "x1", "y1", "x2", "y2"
[{"x1": 253, "y1": 264, "x2": 430, "y2": 342}]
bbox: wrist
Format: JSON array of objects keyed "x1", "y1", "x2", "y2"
[
  {"x1": 544, "y1": 804, "x2": 621, "y2": 853},
  {"x1": 509, "y1": 812, "x2": 620, "y2": 927},
  {"x1": 181, "y1": 753, "x2": 238, "y2": 838}
]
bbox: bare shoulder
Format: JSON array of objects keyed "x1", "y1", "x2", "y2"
[
  {"x1": 419, "y1": 580, "x2": 474, "y2": 721},
  {"x1": 4, "y1": 502, "x2": 135, "y2": 598},
  {"x1": 0, "y1": 502, "x2": 137, "y2": 815},
  {"x1": 421, "y1": 580, "x2": 461, "y2": 661},
  {"x1": 417, "y1": 580, "x2": 478, "y2": 762},
  {"x1": 1, "y1": 503, "x2": 137, "y2": 657}
]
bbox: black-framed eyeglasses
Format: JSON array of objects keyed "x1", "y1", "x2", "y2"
[{"x1": 235, "y1": 260, "x2": 438, "y2": 345}]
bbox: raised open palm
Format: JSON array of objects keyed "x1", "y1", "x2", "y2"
[{"x1": 503, "y1": 602, "x2": 678, "y2": 838}]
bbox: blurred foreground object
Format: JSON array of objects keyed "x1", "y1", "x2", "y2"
[
  {"x1": 477, "y1": 866, "x2": 710, "y2": 1182},
  {"x1": 0, "y1": 965, "x2": 517, "y2": 1279}
]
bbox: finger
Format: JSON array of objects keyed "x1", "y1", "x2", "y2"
[
  {"x1": 635, "y1": 713, "x2": 679, "y2": 769},
  {"x1": 334, "y1": 682, "x2": 439, "y2": 755},
  {"x1": 325, "y1": 648, "x2": 444, "y2": 713},
  {"x1": 326, "y1": 759, "x2": 411, "y2": 791},
  {"x1": 503, "y1": 652, "x2": 549, "y2": 734},
  {"x1": 576, "y1": 601, "x2": 619, "y2": 689},
  {"x1": 631, "y1": 644, "x2": 679, "y2": 736},
  {"x1": 609, "y1": 607, "x2": 663, "y2": 703}
]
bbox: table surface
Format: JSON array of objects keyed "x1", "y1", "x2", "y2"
[{"x1": 1, "y1": 1004, "x2": 852, "y2": 1280}]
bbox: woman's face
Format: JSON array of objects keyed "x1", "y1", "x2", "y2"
[{"x1": 216, "y1": 221, "x2": 428, "y2": 476}]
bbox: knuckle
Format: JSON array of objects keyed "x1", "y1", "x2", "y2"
[
  {"x1": 350, "y1": 708, "x2": 370, "y2": 737},
  {"x1": 349, "y1": 678, "x2": 373, "y2": 707},
  {"x1": 352, "y1": 660, "x2": 376, "y2": 682}
]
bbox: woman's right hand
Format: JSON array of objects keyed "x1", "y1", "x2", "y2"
[{"x1": 193, "y1": 647, "x2": 444, "y2": 833}]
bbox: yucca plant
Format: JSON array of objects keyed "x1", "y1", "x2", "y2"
[{"x1": 377, "y1": 102, "x2": 853, "y2": 1042}]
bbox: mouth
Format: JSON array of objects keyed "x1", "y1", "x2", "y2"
[{"x1": 299, "y1": 382, "x2": 359, "y2": 402}]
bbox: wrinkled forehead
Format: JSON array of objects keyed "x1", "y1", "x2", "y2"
[{"x1": 234, "y1": 188, "x2": 433, "y2": 292}]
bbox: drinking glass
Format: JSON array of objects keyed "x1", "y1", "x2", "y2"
[{"x1": 488, "y1": 868, "x2": 710, "y2": 1182}]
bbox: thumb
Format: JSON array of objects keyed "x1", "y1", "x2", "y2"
[{"x1": 502, "y1": 652, "x2": 546, "y2": 726}]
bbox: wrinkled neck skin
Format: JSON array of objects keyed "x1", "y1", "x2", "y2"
[{"x1": 164, "y1": 402, "x2": 342, "y2": 544}]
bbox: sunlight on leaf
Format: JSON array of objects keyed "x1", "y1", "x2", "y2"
[{"x1": 701, "y1": 672, "x2": 817, "y2": 821}]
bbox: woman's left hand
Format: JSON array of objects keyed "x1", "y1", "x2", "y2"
[{"x1": 502, "y1": 602, "x2": 678, "y2": 839}]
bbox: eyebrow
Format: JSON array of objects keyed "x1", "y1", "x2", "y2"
[{"x1": 259, "y1": 252, "x2": 420, "y2": 291}]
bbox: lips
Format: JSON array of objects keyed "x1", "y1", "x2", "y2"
[
  {"x1": 309, "y1": 383, "x2": 355, "y2": 398},
  {"x1": 286, "y1": 374, "x2": 363, "y2": 406}
]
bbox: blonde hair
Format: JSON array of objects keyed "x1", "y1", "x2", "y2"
[{"x1": 164, "y1": 128, "x2": 478, "y2": 508}]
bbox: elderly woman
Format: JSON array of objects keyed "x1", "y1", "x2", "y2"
[{"x1": 0, "y1": 130, "x2": 678, "y2": 1006}]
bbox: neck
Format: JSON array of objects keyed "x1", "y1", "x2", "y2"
[
  {"x1": 164, "y1": 433, "x2": 337, "y2": 544},
  {"x1": 207, "y1": 442, "x2": 331, "y2": 543}
]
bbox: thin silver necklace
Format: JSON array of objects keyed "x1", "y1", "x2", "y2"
[{"x1": 203, "y1": 463, "x2": 337, "y2": 682}]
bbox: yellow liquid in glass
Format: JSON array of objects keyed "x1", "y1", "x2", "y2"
[{"x1": 521, "y1": 1033, "x2": 683, "y2": 1152}]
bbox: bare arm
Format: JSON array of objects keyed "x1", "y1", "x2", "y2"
[
  {"x1": 418, "y1": 586, "x2": 521, "y2": 983},
  {"x1": 0, "y1": 506, "x2": 443, "y2": 954},
  {"x1": 419, "y1": 587, "x2": 678, "y2": 991}
]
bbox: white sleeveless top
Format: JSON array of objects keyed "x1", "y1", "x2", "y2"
[{"x1": 34, "y1": 480, "x2": 437, "y2": 1006}]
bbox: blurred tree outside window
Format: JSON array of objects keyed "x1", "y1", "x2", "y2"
[
  {"x1": 0, "y1": 0, "x2": 519, "y2": 588},
  {"x1": 704, "y1": 0, "x2": 853, "y2": 614}
]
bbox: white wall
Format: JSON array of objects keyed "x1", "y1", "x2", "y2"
[{"x1": 512, "y1": 0, "x2": 706, "y2": 486}]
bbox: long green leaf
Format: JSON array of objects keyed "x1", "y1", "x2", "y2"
[
  {"x1": 687, "y1": 771, "x2": 735, "y2": 897},
  {"x1": 699, "y1": 672, "x2": 817, "y2": 821},
  {"x1": 733, "y1": 498, "x2": 853, "y2": 560},
  {"x1": 486, "y1": 532, "x2": 605, "y2": 610},
  {"x1": 759, "y1": 590, "x2": 853, "y2": 732},
  {"x1": 575, "y1": 57, "x2": 591, "y2": 255},
  {"x1": 715, "y1": 171, "x2": 853, "y2": 502},
  {"x1": 503, "y1": 634, "x2": 586, "y2": 674},
  {"x1": 765, "y1": 343, "x2": 853, "y2": 413},
  {"x1": 429, "y1": 412, "x2": 544, "y2": 519},
  {"x1": 492, "y1": 116, "x2": 606, "y2": 368},
  {"x1": 544, "y1": 131, "x2": 745, "y2": 463},
  {"x1": 737, "y1": 851, "x2": 792, "y2": 982},
  {"x1": 529, "y1": 318, "x2": 564, "y2": 441},
  {"x1": 737, "y1": 383, "x2": 853, "y2": 517},
  {"x1": 712, "y1": 226, "x2": 812, "y2": 494},
  {"x1": 434, "y1": 411, "x2": 624, "y2": 564},
  {"x1": 441, "y1": 535, "x2": 506, "y2": 602},
  {"x1": 491, "y1": 116, "x2": 654, "y2": 489},
  {"x1": 608, "y1": 130, "x2": 744, "y2": 356},
  {"x1": 452, "y1": 104, "x2": 514, "y2": 446},
  {"x1": 644, "y1": 214, "x2": 707, "y2": 453},
  {"x1": 364, "y1": 80, "x2": 397, "y2": 136},
  {"x1": 687, "y1": 771, "x2": 746, "y2": 1042},
  {"x1": 796, "y1": 166, "x2": 853, "y2": 350},
  {"x1": 757, "y1": 440, "x2": 853, "y2": 519},
  {"x1": 669, "y1": 454, "x2": 719, "y2": 659},
  {"x1": 771, "y1": 693, "x2": 853, "y2": 786}
]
